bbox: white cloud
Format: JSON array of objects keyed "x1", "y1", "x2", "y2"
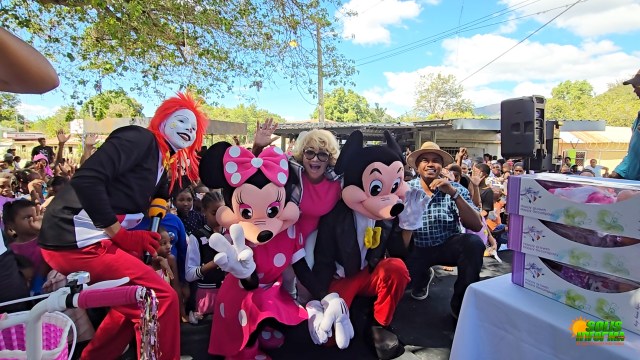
[
  {"x1": 500, "y1": 0, "x2": 640, "y2": 38},
  {"x1": 496, "y1": 15, "x2": 518, "y2": 35},
  {"x1": 337, "y1": 0, "x2": 422, "y2": 45},
  {"x1": 17, "y1": 103, "x2": 60, "y2": 120},
  {"x1": 362, "y1": 33, "x2": 640, "y2": 113}
]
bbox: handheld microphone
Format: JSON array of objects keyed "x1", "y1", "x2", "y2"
[{"x1": 145, "y1": 198, "x2": 169, "y2": 264}]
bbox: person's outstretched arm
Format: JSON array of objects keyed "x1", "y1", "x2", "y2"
[{"x1": 0, "y1": 27, "x2": 59, "y2": 94}]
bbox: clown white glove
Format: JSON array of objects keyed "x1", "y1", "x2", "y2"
[
  {"x1": 320, "y1": 293, "x2": 354, "y2": 349},
  {"x1": 398, "y1": 188, "x2": 429, "y2": 230},
  {"x1": 305, "y1": 300, "x2": 328, "y2": 345},
  {"x1": 209, "y1": 224, "x2": 256, "y2": 279}
]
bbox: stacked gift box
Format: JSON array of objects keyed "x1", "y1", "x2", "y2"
[{"x1": 507, "y1": 173, "x2": 640, "y2": 335}]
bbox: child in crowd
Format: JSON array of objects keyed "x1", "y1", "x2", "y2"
[
  {"x1": 192, "y1": 184, "x2": 209, "y2": 213},
  {"x1": 185, "y1": 191, "x2": 226, "y2": 324},
  {"x1": 152, "y1": 226, "x2": 188, "y2": 322},
  {"x1": 13, "y1": 169, "x2": 46, "y2": 204},
  {"x1": 0, "y1": 173, "x2": 15, "y2": 228},
  {"x1": 174, "y1": 185, "x2": 205, "y2": 235},
  {"x1": 32, "y1": 153, "x2": 53, "y2": 180},
  {"x1": 3, "y1": 199, "x2": 49, "y2": 294}
]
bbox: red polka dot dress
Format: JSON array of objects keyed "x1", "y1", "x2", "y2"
[{"x1": 208, "y1": 225, "x2": 308, "y2": 357}]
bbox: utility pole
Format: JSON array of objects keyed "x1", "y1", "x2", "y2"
[{"x1": 316, "y1": 23, "x2": 325, "y2": 127}]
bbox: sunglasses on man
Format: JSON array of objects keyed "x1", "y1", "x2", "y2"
[{"x1": 303, "y1": 149, "x2": 330, "y2": 162}]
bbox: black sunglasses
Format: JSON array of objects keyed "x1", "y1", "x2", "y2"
[{"x1": 303, "y1": 149, "x2": 330, "y2": 162}]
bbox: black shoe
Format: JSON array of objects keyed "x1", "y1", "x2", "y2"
[
  {"x1": 410, "y1": 267, "x2": 435, "y2": 300},
  {"x1": 371, "y1": 326, "x2": 404, "y2": 360}
]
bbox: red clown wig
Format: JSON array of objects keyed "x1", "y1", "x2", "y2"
[{"x1": 148, "y1": 92, "x2": 208, "y2": 193}]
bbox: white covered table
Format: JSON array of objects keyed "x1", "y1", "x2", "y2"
[{"x1": 451, "y1": 275, "x2": 640, "y2": 360}]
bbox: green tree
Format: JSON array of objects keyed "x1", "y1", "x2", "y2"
[
  {"x1": 201, "y1": 104, "x2": 283, "y2": 144},
  {"x1": 2, "y1": 0, "x2": 354, "y2": 99},
  {"x1": 414, "y1": 73, "x2": 473, "y2": 119},
  {"x1": 546, "y1": 80, "x2": 595, "y2": 120},
  {"x1": 591, "y1": 83, "x2": 639, "y2": 127},
  {"x1": 79, "y1": 89, "x2": 143, "y2": 120},
  {"x1": 0, "y1": 93, "x2": 25, "y2": 129},
  {"x1": 31, "y1": 106, "x2": 75, "y2": 136},
  {"x1": 311, "y1": 88, "x2": 374, "y2": 122},
  {"x1": 372, "y1": 103, "x2": 395, "y2": 123}
]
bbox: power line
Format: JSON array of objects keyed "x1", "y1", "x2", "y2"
[
  {"x1": 454, "y1": 0, "x2": 466, "y2": 64},
  {"x1": 355, "y1": 0, "x2": 542, "y2": 63},
  {"x1": 356, "y1": 2, "x2": 576, "y2": 67},
  {"x1": 458, "y1": 0, "x2": 584, "y2": 84}
]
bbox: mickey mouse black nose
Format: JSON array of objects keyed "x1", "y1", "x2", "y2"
[
  {"x1": 390, "y1": 203, "x2": 404, "y2": 217},
  {"x1": 257, "y1": 230, "x2": 273, "y2": 243}
]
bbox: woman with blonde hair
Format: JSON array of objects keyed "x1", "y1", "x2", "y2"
[
  {"x1": 253, "y1": 122, "x2": 343, "y2": 301},
  {"x1": 254, "y1": 124, "x2": 342, "y2": 242}
]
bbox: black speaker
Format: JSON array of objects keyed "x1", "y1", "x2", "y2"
[
  {"x1": 529, "y1": 120, "x2": 558, "y2": 172},
  {"x1": 500, "y1": 96, "x2": 546, "y2": 158}
]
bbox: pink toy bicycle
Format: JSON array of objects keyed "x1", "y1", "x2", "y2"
[{"x1": 0, "y1": 271, "x2": 158, "y2": 360}]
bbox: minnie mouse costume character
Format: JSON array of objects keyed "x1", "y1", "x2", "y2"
[
  {"x1": 199, "y1": 143, "x2": 353, "y2": 360},
  {"x1": 312, "y1": 130, "x2": 426, "y2": 359},
  {"x1": 38, "y1": 92, "x2": 207, "y2": 360}
]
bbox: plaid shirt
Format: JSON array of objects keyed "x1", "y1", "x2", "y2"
[{"x1": 408, "y1": 178, "x2": 478, "y2": 247}]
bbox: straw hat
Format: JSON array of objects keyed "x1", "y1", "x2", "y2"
[{"x1": 406, "y1": 141, "x2": 454, "y2": 169}]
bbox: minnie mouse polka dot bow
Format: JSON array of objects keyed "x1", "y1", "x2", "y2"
[{"x1": 223, "y1": 145, "x2": 289, "y2": 187}]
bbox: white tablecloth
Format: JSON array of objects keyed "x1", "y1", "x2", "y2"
[{"x1": 450, "y1": 275, "x2": 640, "y2": 360}]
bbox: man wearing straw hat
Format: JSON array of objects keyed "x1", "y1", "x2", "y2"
[
  {"x1": 610, "y1": 69, "x2": 640, "y2": 180},
  {"x1": 405, "y1": 141, "x2": 484, "y2": 319}
]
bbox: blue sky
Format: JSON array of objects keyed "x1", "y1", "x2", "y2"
[{"x1": 17, "y1": 0, "x2": 640, "y2": 122}]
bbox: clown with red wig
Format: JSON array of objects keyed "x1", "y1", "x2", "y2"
[{"x1": 38, "y1": 92, "x2": 207, "y2": 359}]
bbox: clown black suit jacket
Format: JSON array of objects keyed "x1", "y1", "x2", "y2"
[
  {"x1": 39, "y1": 126, "x2": 169, "y2": 250},
  {"x1": 311, "y1": 199, "x2": 412, "y2": 296}
]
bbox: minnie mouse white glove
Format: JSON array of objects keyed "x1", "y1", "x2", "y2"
[
  {"x1": 305, "y1": 300, "x2": 328, "y2": 345},
  {"x1": 209, "y1": 224, "x2": 256, "y2": 279},
  {"x1": 398, "y1": 188, "x2": 428, "y2": 230},
  {"x1": 320, "y1": 293, "x2": 354, "y2": 349}
]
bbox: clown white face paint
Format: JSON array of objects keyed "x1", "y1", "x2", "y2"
[{"x1": 161, "y1": 109, "x2": 197, "y2": 150}]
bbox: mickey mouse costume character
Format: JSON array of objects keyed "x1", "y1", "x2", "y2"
[
  {"x1": 38, "y1": 92, "x2": 208, "y2": 360},
  {"x1": 312, "y1": 130, "x2": 426, "y2": 359},
  {"x1": 198, "y1": 143, "x2": 353, "y2": 360}
]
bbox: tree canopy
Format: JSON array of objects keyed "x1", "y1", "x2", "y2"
[
  {"x1": 414, "y1": 73, "x2": 474, "y2": 119},
  {"x1": 310, "y1": 87, "x2": 394, "y2": 123},
  {"x1": 31, "y1": 106, "x2": 74, "y2": 137},
  {"x1": 546, "y1": 80, "x2": 594, "y2": 121},
  {"x1": 79, "y1": 89, "x2": 144, "y2": 120},
  {"x1": 546, "y1": 80, "x2": 638, "y2": 127},
  {"x1": 2, "y1": 0, "x2": 355, "y2": 100},
  {"x1": 0, "y1": 93, "x2": 25, "y2": 129},
  {"x1": 201, "y1": 103, "x2": 283, "y2": 144},
  {"x1": 311, "y1": 87, "x2": 373, "y2": 122}
]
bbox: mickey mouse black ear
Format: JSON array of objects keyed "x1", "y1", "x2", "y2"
[
  {"x1": 334, "y1": 130, "x2": 363, "y2": 175},
  {"x1": 198, "y1": 142, "x2": 232, "y2": 189},
  {"x1": 383, "y1": 131, "x2": 404, "y2": 164}
]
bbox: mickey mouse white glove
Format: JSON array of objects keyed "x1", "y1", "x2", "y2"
[
  {"x1": 320, "y1": 293, "x2": 354, "y2": 349},
  {"x1": 209, "y1": 224, "x2": 256, "y2": 279},
  {"x1": 398, "y1": 188, "x2": 429, "y2": 230},
  {"x1": 305, "y1": 300, "x2": 328, "y2": 345}
]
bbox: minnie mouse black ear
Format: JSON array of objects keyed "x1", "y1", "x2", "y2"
[
  {"x1": 198, "y1": 142, "x2": 232, "y2": 189},
  {"x1": 334, "y1": 130, "x2": 363, "y2": 175}
]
